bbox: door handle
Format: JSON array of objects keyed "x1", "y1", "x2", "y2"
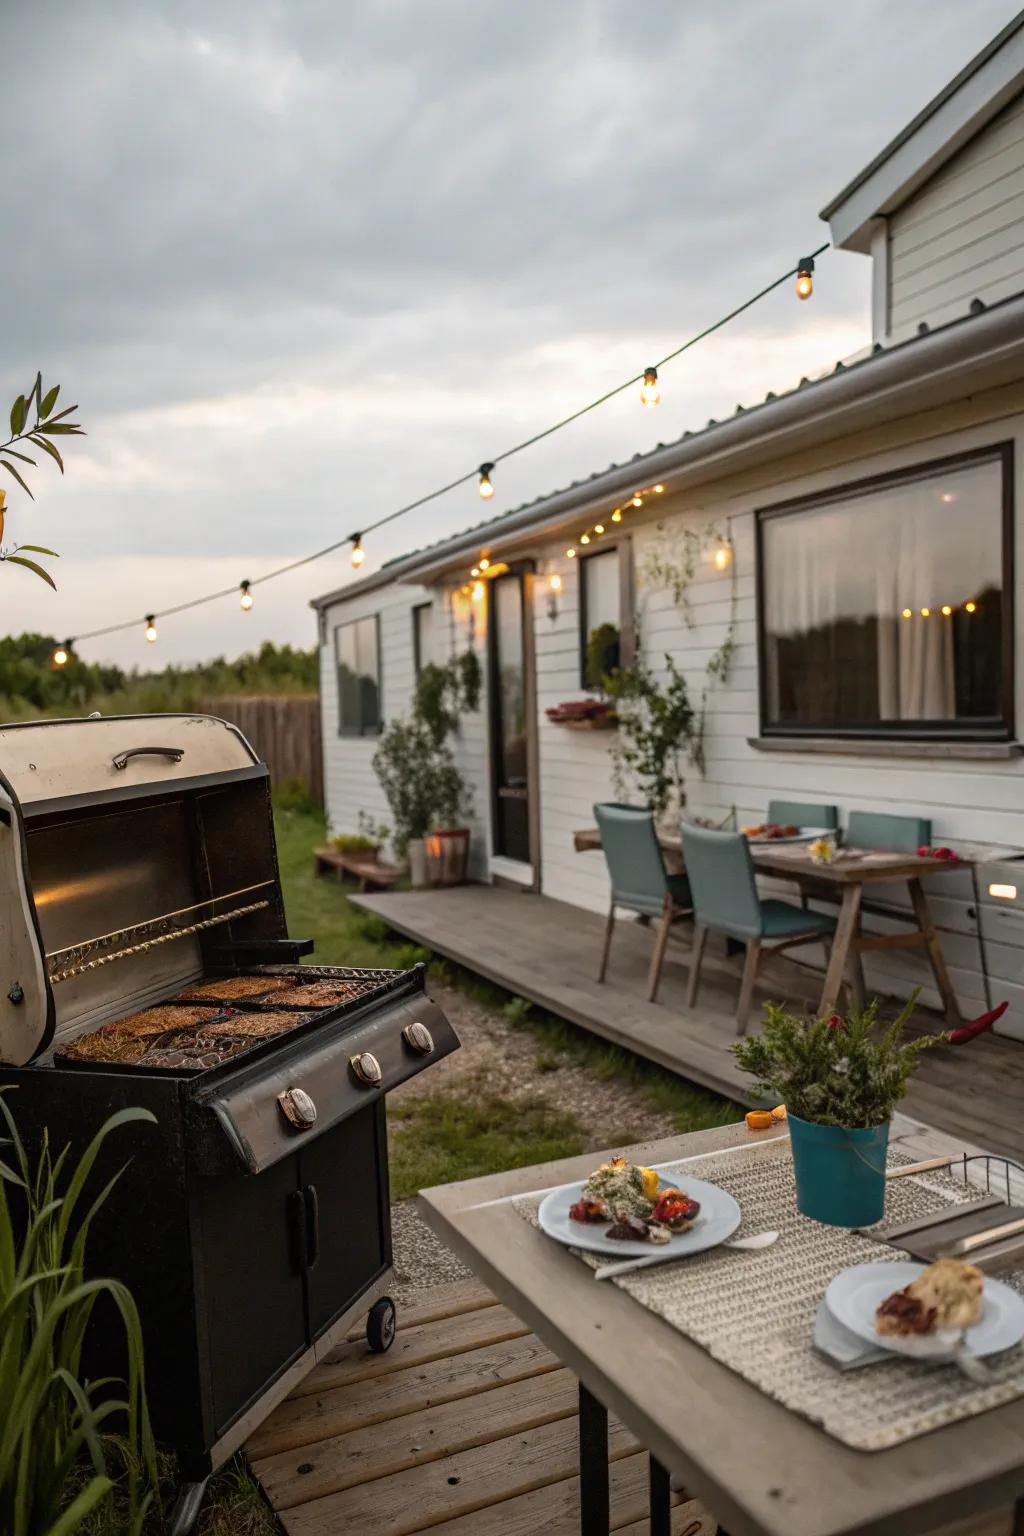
[
  {"x1": 304, "y1": 1184, "x2": 320, "y2": 1270},
  {"x1": 112, "y1": 746, "x2": 185, "y2": 770},
  {"x1": 287, "y1": 1189, "x2": 308, "y2": 1273}
]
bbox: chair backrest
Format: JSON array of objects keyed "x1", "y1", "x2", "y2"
[
  {"x1": 681, "y1": 824, "x2": 762, "y2": 939},
  {"x1": 594, "y1": 803, "x2": 669, "y2": 917},
  {"x1": 767, "y1": 799, "x2": 839, "y2": 831},
  {"x1": 845, "y1": 810, "x2": 932, "y2": 852}
]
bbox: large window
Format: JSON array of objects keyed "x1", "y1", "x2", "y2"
[
  {"x1": 579, "y1": 547, "x2": 621, "y2": 687},
  {"x1": 758, "y1": 446, "x2": 1012, "y2": 739},
  {"x1": 335, "y1": 615, "x2": 381, "y2": 736},
  {"x1": 412, "y1": 602, "x2": 435, "y2": 677}
]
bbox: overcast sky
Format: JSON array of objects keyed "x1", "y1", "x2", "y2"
[{"x1": 2, "y1": 0, "x2": 1020, "y2": 666}]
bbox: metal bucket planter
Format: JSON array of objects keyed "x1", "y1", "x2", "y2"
[
  {"x1": 787, "y1": 1113, "x2": 890, "y2": 1227},
  {"x1": 407, "y1": 837, "x2": 429, "y2": 888},
  {"x1": 425, "y1": 828, "x2": 471, "y2": 887}
]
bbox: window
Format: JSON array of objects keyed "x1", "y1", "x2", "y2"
[
  {"x1": 412, "y1": 602, "x2": 435, "y2": 677},
  {"x1": 758, "y1": 446, "x2": 1013, "y2": 739},
  {"x1": 334, "y1": 615, "x2": 381, "y2": 736},
  {"x1": 579, "y1": 547, "x2": 621, "y2": 687}
]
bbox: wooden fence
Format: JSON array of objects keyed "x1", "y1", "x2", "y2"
[{"x1": 202, "y1": 694, "x2": 323, "y2": 806}]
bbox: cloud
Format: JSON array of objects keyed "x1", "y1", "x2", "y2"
[{"x1": 3, "y1": 0, "x2": 1019, "y2": 664}]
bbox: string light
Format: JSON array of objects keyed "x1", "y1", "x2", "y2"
[
  {"x1": 654, "y1": 484, "x2": 665, "y2": 494},
  {"x1": 594, "y1": 523, "x2": 605, "y2": 535},
  {"x1": 239, "y1": 580, "x2": 253, "y2": 611},
  {"x1": 54, "y1": 245, "x2": 829, "y2": 652},
  {"x1": 611, "y1": 509, "x2": 622, "y2": 523},
  {"x1": 566, "y1": 547, "x2": 576, "y2": 558},
  {"x1": 902, "y1": 608, "x2": 912, "y2": 619},
  {"x1": 479, "y1": 557, "x2": 490, "y2": 571},
  {"x1": 52, "y1": 641, "x2": 71, "y2": 667},
  {"x1": 795, "y1": 256, "x2": 815, "y2": 300},
  {"x1": 472, "y1": 581, "x2": 485, "y2": 601},
  {"x1": 941, "y1": 604, "x2": 952, "y2": 616},
  {"x1": 144, "y1": 615, "x2": 158, "y2": 643},
  {"x1": 639, "y1": 366, "x2": 660, "y2": 408},
  {"x1": 631, "y1": 494, "x2": 643, "y2": 507},
  {"x1": 471, "y1": 566, "x2": 481, "y2": 578},
  {"x1": 920, "y1": 607, "x2": 931, "y2": 618},
  {"x1": 580, "y1": 532, "x2": 591, "y2": 545},
  {"x1": 965, "y1": 600, "x2": 977, "y2": 613}
]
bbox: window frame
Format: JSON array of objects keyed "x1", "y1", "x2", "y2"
[
  {"x1": 755, "y1": 442, "x2": 1015, "y2": 743},
  {"x1": 578, "y1": 538, "x2": 633, "y2": 689},
  {"x1": 412, "y1": 601, "x2": 434, "y2": 679},
  {"x1": 334, "y1": 613, "x2": 382, "y2": 738}
]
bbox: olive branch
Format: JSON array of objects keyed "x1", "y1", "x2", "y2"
[{"x1": 0, "y1": 372, "x2": 85, "y2": 588}]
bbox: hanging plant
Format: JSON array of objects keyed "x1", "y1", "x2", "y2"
[
  {"x1": 414, "y1": 647, "x2": 482, "y2": 746},
  {"x1": 603, "y1": 654, "x2": 695, "y2": 816},
  {"x1": 584, "y1": 621, "x2": 621, "y2": 691}
]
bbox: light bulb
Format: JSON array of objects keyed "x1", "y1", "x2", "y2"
[
  {"x1": 145, "y1": 616, "x2": 158, "y2": 643},
  {"x1": 52, "y1": 644, "x2": 69, "y2": 667},
  {"x1": 965, "y1": 601, "x2": 977, "y2": 613},
  {"x1": 240, "y1": 580, "x2": 253, "y2": 611},
  {"x1": 611, "y1": 509, "x2": 622, "y2": 523},
  {"x1": 351, "y1": 536, "x2": 365, "y2": 568},
  {"x1": 654, "y1": 483, "x2": 665, "y2": 494},
  {"x1": 713, "y1": 538, "x2": 733, "y2": 571},
  {"x1": 631, "y1": 494, "x2": 643, "y2": 507},
  {"x1": 640, "y1": 366, "x2": 660, "y2": 407},
  {"x1": 478, "y1": 463, "x2": 495, "y2": 498},
  {"x1": 479, "y1": 557, "x2": 490, "y2": 571},
  {"x1": 941, "y1": 604, "x2": 952, "y2": 616},
  {"x1": 566, "y1": 547, "x2": 576, "y2": 559},
  {"x1": 901, "y1": 608, "x2": 912, "y2": 619},
  {"x1": 795, "y1": 256, "x2": 815, "y2": 300},
  {"x1": 472, "y1": 581, "x2": 485, "y2": 601},
  {"x1": 550, "y1": 573, "x2": 562, "y2": 592},
  {"x1": 471, "y1": 566, "x2": 480, "y2": 578},
  {"x1": 594, "y1": 523, "x2": 604, "y2": 535},
  {"x1": 580, "y1": 533, "x2": 591, "y2": 545},
  {"x1": 920, "y1": 607, "x2": 930, "y2": 618}
]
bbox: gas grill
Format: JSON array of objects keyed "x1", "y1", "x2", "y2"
[{"x1": 0, "y1": 713, "x2": 458, "y2": 1521}]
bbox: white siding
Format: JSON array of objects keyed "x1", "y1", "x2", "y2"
[
  {"x1": 319, "y1": 582, "x2": 491, "y2": 878},
  {"x1": 888, "y1": 93, "x2": 1024, "y2": 340}
]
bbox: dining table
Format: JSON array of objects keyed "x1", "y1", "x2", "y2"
[
  {"x1": 573, "y1": 826, "x2": 969, "y2": 1024},
  {"x1": 420, "y1": 1118, "x2": 1024, "y2": 1536}
]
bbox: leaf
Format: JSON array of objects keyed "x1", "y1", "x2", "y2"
[
  {"x1": 39, "y1": 385, "x2": 59, "y2": 417},
  {"x1": 16, "y1": 545, "x2": 59, "y2": 557},
  {"x1": 9, "y1": 395, "x2": 26, "y2": 436},
  {"x1": 3, "y1": 449, "x2": 35, "y2": 465},
  {"x1": 4, "y1": 555, "x2": 55, "y2": 588},
  {"x1": 36, "y1": 423, "x2": 82, "y2": 436},
  {"x1": 0, "y1": 459, "x2": 33, "y2": 498},
  {"x1": 43, "y1": 403, "x2": 79, "y2": 425},
  {"x1": 28, "y1": 434, "x2": 63, "y2": 472}
]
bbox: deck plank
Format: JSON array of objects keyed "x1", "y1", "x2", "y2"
[{"x1": 353, "y1": 885, "x2": 1024, "y2": 1158}]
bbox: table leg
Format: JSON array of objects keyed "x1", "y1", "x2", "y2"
[
  {"x1": 649, "y1": 1455, "x2": 671, "y2": 1536},
  {"x1": 818, "y1": 885, "x2": 862, "y2": 1018},
  {"x1": 578, "y1": 1381, "x2": 609, "y2": 1534},
  {"x1": 907, "y1": 877, "x2": 963, "y2": 1026}
]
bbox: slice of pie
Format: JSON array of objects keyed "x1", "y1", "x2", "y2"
[{"x1": 875, "y1": 1258, "x2": 984, "y2": 1337}]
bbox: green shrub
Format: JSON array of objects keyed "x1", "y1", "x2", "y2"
[
  {"x1": 330, "y1": 833, "x2": 378, "y2": 854},
  {"x1": 273, "y1": 776, "x2": 317, "y2": 815}
]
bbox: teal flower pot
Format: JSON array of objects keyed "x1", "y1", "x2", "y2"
[{"x1": 788, "y1": 1113, "x2": 890, "y2": 1227}]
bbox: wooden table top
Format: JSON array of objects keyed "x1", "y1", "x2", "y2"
[
  {"x1": 420, "y1": 1120, "x2": 1024, "y2": 1536},
  {"x1": 573, "y1": 825, "x2": 972, "y2": 885}
]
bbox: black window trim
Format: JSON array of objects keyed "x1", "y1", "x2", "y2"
[
  {"x1": 335, "y1": 612, "x2": 382, "y2": 738},
  {"x1": 578, "y1": 538, "x2": 632, "y2": 689},
  {"x1": 412, "y1": 600, "x2": 433, "y2": 679},
  {"x1": 755, "y1": 441, "x2": 1015, "y2": 743}
]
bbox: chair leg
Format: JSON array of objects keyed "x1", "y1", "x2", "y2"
[
  {"x1": 647, "y1": 898, "x2": 673, "y2": 1003},
  {"x1": 597, "y1": 902, "x2": 616, "y2": 984},
  {"x1": 736, "y1": 937, "x2": 762, "y2": 1035},
  {"x1": 686, "y1": 924, "x2": 708, "y2": 1008}
]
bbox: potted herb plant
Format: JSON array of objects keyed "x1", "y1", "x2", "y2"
[
  {"x1": 733, "y1": 996, "x2": 945, "y2": 1227},
  {"x1": 372, "y1": 717, "x2": 472, "y2": 887}
]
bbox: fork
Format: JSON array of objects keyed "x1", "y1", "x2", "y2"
[{"x1": 949, "y1": 1330, "x2": 997, "y2": 1386}]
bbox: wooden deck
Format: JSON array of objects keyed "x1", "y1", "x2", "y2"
[
  {"x1": 248, "y1": 1277, "x2": 715, "y2": 1534},
  {"x1": 352, "y1": 885, "x2": 1024, "y2": 1160}
]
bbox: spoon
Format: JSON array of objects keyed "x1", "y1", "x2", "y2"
[{"x1": 595, "y1": 1229, "x2": 779, "y2": 1281}]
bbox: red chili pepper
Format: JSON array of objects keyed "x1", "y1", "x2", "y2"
[
  {"x1": 827, "y1": 1014, "x2": 844, "y2": 1031},
  {"x1": 949, "y1": 1002, "x2": 1008, "y2": 1045}
]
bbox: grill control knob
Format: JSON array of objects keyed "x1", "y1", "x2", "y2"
[
  {"x1": 351, "y1": 1051, "x2": 383, "y2": 1086},
  {"x1": 278, "y1": 1087, "x2": 317, "y2": 1130},
  {"x1": 402, "y1": 1021, "x2": 434, "y2": 1055}
]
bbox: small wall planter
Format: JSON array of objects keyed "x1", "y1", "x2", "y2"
[{"x1": 545, "y1": 701, "x2": 617, "y2": 730}]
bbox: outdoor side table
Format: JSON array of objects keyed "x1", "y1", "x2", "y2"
[{"x1": 420, "y1": 1120, "x2": 1024, "y2": 1536}]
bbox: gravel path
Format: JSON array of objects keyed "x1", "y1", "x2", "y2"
[{"x1": 389, "y1": 980, "x2": 683, "y2": 1298}]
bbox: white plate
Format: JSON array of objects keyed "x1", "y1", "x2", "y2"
[
  {"x1": 537, "y1": 1171, "x2": 741, "y2": 1259},
  {"x1": 825, "y1": 1261, "x2": 1024, "y2": 1360},
  {"x1": 745, "y1": 826, "x2": 831, "y2": 846}
]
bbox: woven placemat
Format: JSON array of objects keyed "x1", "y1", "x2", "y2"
[{"x1": 513, "y1": 1142, "x2": 1024, "y2": 1451}]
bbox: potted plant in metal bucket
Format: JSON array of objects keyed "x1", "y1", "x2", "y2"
[{"x1": 734, "y1": 996, "x2": 945, "y2": 1227}]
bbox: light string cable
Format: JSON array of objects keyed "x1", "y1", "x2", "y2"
[{"x1": 69, "y1": 242, "x2": 829, "y2": 645}]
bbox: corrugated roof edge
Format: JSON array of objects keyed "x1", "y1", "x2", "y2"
[
  {"x1": 311, "y1": 288, "x2": 1024, "y2": 610},
  {"x1": 819, "y1": 9, "x2": 1024, "y2": 221}
]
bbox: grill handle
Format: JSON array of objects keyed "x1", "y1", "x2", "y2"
[
  {"x1": 112, "y1": 746, "x2": 185, "y2": 770},
  {"x1": 304, "y1": 1184, "x2": 320, "y2": 1270},
  {"x1": 287, "y1": 1189, "x2": 308, "y2": 1273}
]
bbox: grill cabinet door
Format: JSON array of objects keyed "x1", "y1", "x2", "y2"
[
  {"x1": 299, "y1": 1102, "x2": 390, "y2": 1339},
  {"x1": 195, "y1": 1151, "x2": 308, "y2": 1436}
]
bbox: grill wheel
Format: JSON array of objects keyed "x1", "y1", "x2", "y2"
[{"x1": 366, "y1": 1295, "x2": 397, "y2": 1353}]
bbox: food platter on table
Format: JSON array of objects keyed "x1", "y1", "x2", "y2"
[
  {"x1": 825, "y1": 1260, "x2": 1024, "y2": 1360},
  {"x1": 741, "y1": 824, "x2": 833, "y2": 846},
  {"x1": 537, "y1": 1157, "x2": 741, "y2": 1260}
]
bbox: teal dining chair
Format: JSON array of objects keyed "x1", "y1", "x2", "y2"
[
  {"x1": 767, "y1": 799, "x2": 839, "y2": 830},
  {"x1": 845, "y1": 811, "x2": 931, "y2": 851},
  {"x1": 681, "y1": 824, "x2": 837, "y2": 1033},
  {"x1": 594, "y1": 803, "x2": 692, "y2": 1003}
]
